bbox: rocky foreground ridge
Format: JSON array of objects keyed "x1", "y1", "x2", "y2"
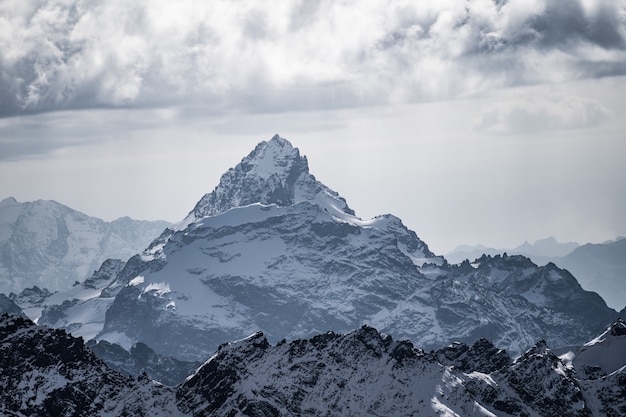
[{"x1": 1, "y1": 313, "x2": 625, "y2": 417}]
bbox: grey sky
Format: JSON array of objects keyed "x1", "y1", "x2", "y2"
[{"x1": 1, "y1": 0, "x2": 625, "y2": 254}]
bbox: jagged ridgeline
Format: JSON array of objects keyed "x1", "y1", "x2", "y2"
[
  {"x1": 0, "y1": 196, "x2": 170, "y2": 294},
  {"x1": 90, "y1": 135, "x2": 617, "y2": 361},
  {"x1": 2, "y1": 135, "x2": 619, "y2": 363},
  {"x1": 1, "y1": 314, "x2": 625, "y2": 417}
]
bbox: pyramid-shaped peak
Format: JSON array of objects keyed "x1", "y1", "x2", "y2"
[
  {"x1": 241, "y1": 134, "x2": 308, "y2": 181},
  {"x1": 180, "y1": 135, "x2": 353, "y2": 226}
]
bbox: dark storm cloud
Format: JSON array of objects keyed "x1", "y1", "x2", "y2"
[
  {"x1": 527, "y1": 1, "x2": 626, "y2": 50},
  {"x1": 1, "y1": 0, "x2": 625, "y2": 118}
]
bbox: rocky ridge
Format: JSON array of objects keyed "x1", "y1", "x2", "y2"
[
  {"x1": 2, "y1": 135, "x2": 621, "y2": 384},
  {"x1": 1, "y1": 313, "x2": 624, "y2": 417},
  {"x1": 93, "y1": 136, "x2": 617, "y2": 362}
]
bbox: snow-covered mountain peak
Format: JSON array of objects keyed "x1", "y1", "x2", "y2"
[
  {"x1": 562, "y1": 318, "x2": 626, "y2": 377},
  {"x1": 0, "y1": 198, "x2": 170, "y2": 294},
  {"x1": 179, "y1": 135, "x2": 354, "y2": 228},
  {"x1": 242, "y1": 134, "x2": 305, "y2": 181}
]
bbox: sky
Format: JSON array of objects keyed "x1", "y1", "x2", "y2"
[{"x1": 1, "y1": 0, "x2": 625, "y2": 255}]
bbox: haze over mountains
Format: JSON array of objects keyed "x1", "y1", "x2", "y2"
[
  {"x1": 447, "y1": 237, "x2": 626, "y2": 310},
  {"x1": 0, "y1": 135, "x2": 624, "y2": 416},
  {"x1": 0, "y1": 197, "x2": 170, "y2": 294},
  {"x1": 2, "y1": 136, "x2": 619, "y2": 357}
]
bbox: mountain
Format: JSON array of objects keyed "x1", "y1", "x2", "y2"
[
  {"x1": 98, "y1": 135, "x2": 441, "y2": 360},
  {"x1": 0, "y1": 313, "x2": 179, "y2": 416},
  {"x1": 0, "y1": 293, "x2": 26, "y2": 318},
  {"x1": 2, "y1": 313, "x2": 624, "y2": 416},
  {"x1": 513, "y1": 237, "x2": 580, "y2": 258},
  {"x1": 446, "y1": 237, "x2": 626, "y2": 310},
  {"x1": 8, "y1": 258, "x2": 125, "y2": 343},
  {"x1": 445, "y1": 237, "x2": 580, "y2": 265},
  {"x1": 556, "y1": 238, "x2": 626, "y2": 310},
  {"x1": 0, "y1": 196, "x2": 171, "y2": 294},
  {"x1": 93, "y1": 135, "x2": 617, "y2": 362},
  {"x1": 445, "y1": 243, "x2": 503, "y2": 264},
  {"x1": 178, "y1": 324, "x2": 626, "y2": 417},
  {"x1": 86, "y1": 339, "x2": 201, "y2": 386}
]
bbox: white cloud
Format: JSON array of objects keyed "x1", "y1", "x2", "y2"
[
  {"x1": 1, "y1": 0, "x2": 625, "y2": 117},
  {"x1": 473, "y1": 94, "x2": 611, "y2": 134}
]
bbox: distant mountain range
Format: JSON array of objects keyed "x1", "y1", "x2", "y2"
[
  {"x1": 1, "y1": 135, "x2": 623, "y2": 409},
  {"x1": 1, "y1": 313, "x2": 624, "y2": 416},
  {"x1": 446, "y1": 237, "x2": 581, "y2": 265},
  {"x1": 2, "y1": 135, "x2": 618, "y2": 365},
  {"x1": 446, "y1": 237, "x2": 626, "y2": 310},
  {"x1": 0, "y1": 197, "x2": 170, "y2": 294}
]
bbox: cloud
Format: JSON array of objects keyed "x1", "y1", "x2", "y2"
[
  {"x1": 0, "y1": 107, "x2": 180, "y2": 161},
  {"x1": 473, "y1": 94, "x2": 611, "y2": 134},
  {"x1": 1, "y1": 0, "x2": 625, "y2": 116}
]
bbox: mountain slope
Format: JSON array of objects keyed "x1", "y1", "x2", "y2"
[
  {"x1": 2, "y1": 313, "x2": 624, "y2": 417},
  {"x1": 179, "y1": 324, "x2": 625, "y2": 417},
  {"x1": 96, "y1": 135, "x2": 616, "y2": 362},
  {"x1": 182, "y1": 134, "x2": 355, "y2": 226},
  {"x1": 0, "y1": 196, "x2": 170, "y2": 294},
  {"x1": 556, "y1": 238, "x2": 626, "y2": 310},
  {"x1": 446, "y1": 237, "x2": 625, "y2": 311},
  {"x1": 86, "y1": 339, "x2": 201, "y2": 386},
  {"x1": 101, "y1": 192, "x2": 439, "y2": 360},
  {"x1": 0, "y1": 313, "x2": 179, "y2": 416}
]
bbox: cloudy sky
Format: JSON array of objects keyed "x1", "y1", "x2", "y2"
[{"x1": 1, "y1": 0, "x2": 625, "y2": 254}]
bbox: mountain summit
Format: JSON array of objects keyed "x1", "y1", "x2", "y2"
[
  {"x1": 19, "y1": 135, "x2": 615, "y2": 365},
  {"x1": 90, "y1": 135, "x2": 618, "y2": 362},
  {"x1": 99, "y1": 135, "x2": 440, "y2": 360},
  {"x1": 180, "y1": 134, "x2": 353, "y2": 228}
]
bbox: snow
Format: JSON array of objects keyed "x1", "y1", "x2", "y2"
[
  {"x1": 473, "y1": 401, "x2": 499, "y2": 417},
  {"x1": 0, "y1": 198, "x2": 169, "y2": 295},
  {"x1": 520, "y1": 288, "x2": 547, "y2": 306},
  {"x1": 97, "y1": 331, "x2": 133, "y2": 350},
  {"x1": 194, "y1": 202, "x2": 280, "y2": 229},
  {"x1": 558, "y1": 350, "x2": 576, "y2": 369},
  {"x1": 467, "y1": 372, "x2": 498, "y2": 387},
  {"x1": 143, "y1": 282, "x2": 171, "y2": 296},
  {"x1": 141, "y1": 242, "x2": 167, "y2": 261},
  {"x1": 573, "y1": 327, "x2": 626, "y2": 374},
  {"x1": 554, "y1": 361, "x2": 568, "y2": 377},
  {"x1": 246, "y1": 137, "x2": 299, "y2": 180},
  {"x1": 431, "y1": 396, "x2": 461, "y2": 417},
  {"x1": 128, "y1": 276, "x2": 145, "y2": 286},
  {"x1": 0, "y1": 197, "x2": 23, "y2": 244},
  {"x1": 17, "y1": 367, "x2": 69, "y2": 407}
]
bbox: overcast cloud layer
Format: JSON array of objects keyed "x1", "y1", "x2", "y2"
[
  {"x1": 2, "y1": 0, "x2": 625, "y2": 117},
  {"x1": 1, "y1": 0, "x2": 625, "y2": 254}
]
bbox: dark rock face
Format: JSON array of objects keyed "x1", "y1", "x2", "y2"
[
  {"x1": 178, "y1": 325, "x2": 624, "y2": 417},
  {"x1": 0, "y1": 314, "x2": 176, "y2": 416},
  {"x1": 501, "y1": 341, "x2": 589, "y2": 417},
  {"x1": 98, "y1": 137, "x2": 617, "y2": 363},
  {"x1": 1, "y1": 314, "x2": 625, "y2": 417},
  {"x1": 611, "y1": 318, "x2": 626, "y2": 336},
  {"x1": 0, "y1": 293, "x2": 26, "y2": 318},
  {"x1": 435, "y1": 338, "x2": 512, "y2": 373},
  {"x1": 187, "y1": 135, "x2": 354, "y2": 222},
  {"x1": 87, "y1": 339, "x2": 201, "y2": 386}
]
